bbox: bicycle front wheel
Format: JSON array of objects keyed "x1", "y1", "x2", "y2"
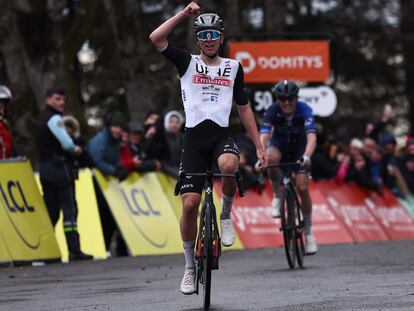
[
  {"x1": 281, "y1": 187, "x2": 297, "y2": 269},
  {"x1": 203, "y1": 203, "x2": 212, "y2": 310},
  {"x1": 289, "y1": 189, "x2": 305, "y2": 268}
]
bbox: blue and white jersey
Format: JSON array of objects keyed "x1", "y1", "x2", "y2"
[{"x1": 260, "y1": 101, "x2": 316, "y2": 146}]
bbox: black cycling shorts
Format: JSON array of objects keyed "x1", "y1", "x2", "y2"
[{"x1": 179, "y1": 120, "x2": 240, "y2": 195}]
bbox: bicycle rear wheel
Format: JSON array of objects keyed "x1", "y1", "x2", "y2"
[
  {"x1": 202, "y1": 204, "x2": 212, "y2": 310},
  {"x1": 281, "y1": 188, "x2": 296, "y2": 269}
]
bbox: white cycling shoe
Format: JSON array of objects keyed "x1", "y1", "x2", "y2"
[
  {"x1": 220, "y1": 218, "x2": 235, "y2": 247},
  {"x1": 305, "y1": 235, "x2": 318, "y2": 255},
  {"x1": 180, "y1": 267, "x2": 196, "y2": 295},
  {"x1": 271, "y1": 197, "x2": 281, "y2": 218}
]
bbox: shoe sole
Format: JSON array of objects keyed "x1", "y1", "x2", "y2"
[
  {"x1": 305, "y1": 251, "x2": 317, "y2": 256},
  {"x1": 181, "y1": 290, "x2": 196, "y2": 295}
]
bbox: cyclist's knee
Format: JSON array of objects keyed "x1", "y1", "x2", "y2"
[
  {"x1": 182, "y1": 194, "x2": 200, "y2": 217},
  {"x1": 218, "y1": 155, "x2": 238, "y2": 173},
  {"x1": 266, "y1": 147, "x2": 281, "y2": 164}
]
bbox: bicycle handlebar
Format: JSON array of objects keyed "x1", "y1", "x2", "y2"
[
  {"x1": 174, "y1": 171, "x2": 245, "y2": 197},
  {"x1": 266, "y1": 162, "x2": 300, "y2": 169}
]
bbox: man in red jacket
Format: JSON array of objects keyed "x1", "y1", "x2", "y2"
[{"x1": 0, "y1": 85, "x2": 13, "y2": 159}]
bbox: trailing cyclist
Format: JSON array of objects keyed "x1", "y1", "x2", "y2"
[
  {"x1": 149, "y1": 2, "x2": 266, "y2": 295},
  {"x1": 260, "y1": 80, "x2": 318, "y2": 255}
]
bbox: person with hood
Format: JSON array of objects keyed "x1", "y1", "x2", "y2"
[{"x1": 162, "y1": 110, "x2": 184, "y2": 177}]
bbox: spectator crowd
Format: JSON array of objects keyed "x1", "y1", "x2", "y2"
[{"x1": 1, "y1": 83, "x2": 414, "y2": 258}]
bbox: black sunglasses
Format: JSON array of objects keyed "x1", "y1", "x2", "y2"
[{"x1": 277, "y1": 95, "x2": 297, "y2": 102}]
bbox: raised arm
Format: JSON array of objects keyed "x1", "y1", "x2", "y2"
[{"x1": 149, "y1": 2, "x2": 200, "y2": 49}]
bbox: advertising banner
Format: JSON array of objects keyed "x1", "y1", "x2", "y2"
[
  {"x1": 35, "y1": 170, "x2": 107, "y2": 262},
  {"x1": 399, "y1": 195, "x2": 414, "y2": 218},
  {"x1": 56, "y1": 170, "x2": 106, "y2": 261},
  {"x1": 318, "y1": 181, "x2": 389, "y2": 242},
  {"x1": 229, "y1": 40, "x2": 330, "y2": 83},
  {"x1": 215, "y1": 181, "x2": 283, "y2": 249},
  {"x1": 0, "y1": 160, "x2": 61, "y2": 262},
  {"x1": 362, "y1": 187, "x2": 414, "y2": 240},
  {"x1": 0, "y1": 230, "x2": 12, "y2": 264},
  {"x1": 309, "y1": 182, "x2": 355, "y2": 244},
  {"x1": 94, "y1": 170, "x2": 183, "y2": 255}
]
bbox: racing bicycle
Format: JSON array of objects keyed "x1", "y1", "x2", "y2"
[
  {"x1": 175, "y1": 165, "x2": 244, "y2": 310},
  {"x1": 270, "y1": 162, "x2": 306, "y2": 269}
]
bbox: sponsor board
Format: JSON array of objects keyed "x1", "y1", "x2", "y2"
[
  {"x1": 399, "y1": 195, "x2": 414, "y2": 218},
  {"x1": 299, "y1": 86, "x2": 337, "y2": 117},
  {"x1": 361, "y1": 186, "x2": 414, "y2": 240},
  {"x1": 309, "y1": 182, "x2": 354, "y2": 244},
  {"x1": 318, "y1": 181, "x2": 389, "y2": 242},
  {"x1": 94, "y1": 170, "x2": 182, "y2": 255},
  {"x1": 0, "y1": 230, "x2": 12, "y2": 264},
  {"x1": 0, "y1": 160, "x2": 61, "y2": 262},
  {"x1": 215, "y1": 181, "x2": 283, "y2": 249},
  {"x1": 229, "y1": 40, "x2": 330, "y2": 83},
  {"x1": 36, "y1": 170, "x2": 106, "y2": 262}
]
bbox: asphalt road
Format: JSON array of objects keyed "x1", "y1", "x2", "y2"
[{"x1": 1, "y1": 241, "x2": 414, "y2": 311}]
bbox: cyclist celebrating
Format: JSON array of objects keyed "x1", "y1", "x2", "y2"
[
  {"x1": 260, "y1": 80, "x2": 318, "y2": 255},
  {"x1": 149, "y1": 2, "x2": 266, "y2": 295}
]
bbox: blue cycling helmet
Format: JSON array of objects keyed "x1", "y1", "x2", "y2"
[{"x1": 273, "y1": 80, "x2": 299, "y2": 97}]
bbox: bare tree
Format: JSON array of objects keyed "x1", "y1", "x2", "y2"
[{"x1": 0, "y1": 0, "x2": 98, "y2": 159}]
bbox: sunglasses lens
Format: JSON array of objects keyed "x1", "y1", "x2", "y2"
[
  {"x1": 278, "y1": 96, "x2": 294, "y2": 102},
  {"x1": 197, "y1": 30, "x2": 221, "y2": 41}
]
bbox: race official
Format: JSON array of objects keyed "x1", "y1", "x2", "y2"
[{"x1": 36, "y1": 86, "x2": 93, "y2": 261}]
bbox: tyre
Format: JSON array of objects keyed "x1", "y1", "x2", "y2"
[
  {"x1": 281, "y1": 189, "x2": 296, "y2": 269},
  {"x1": 203, "y1": 204, "x2": 212, "y2": 310}
]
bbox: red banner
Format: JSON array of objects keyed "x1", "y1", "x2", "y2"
[
  {"x1": 214, "y1": 181, "x2": 283, "y2": 249},
  {"x1": 360, "y1": 186, "x2": 414, "y2": 240},
  {"x1": 318, "y1": 181, "x2": 389, "y2": 242},
  {"x1": 309, "y1": 182, "x2": 355, "y2": 244}
]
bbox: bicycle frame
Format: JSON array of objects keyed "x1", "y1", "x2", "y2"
[{"x1": 174, "y1": 167, "x2": 243, "y2": 310}]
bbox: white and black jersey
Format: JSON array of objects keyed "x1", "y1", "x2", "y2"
[
  {"x1": 161, "y1": 44, "x2": 246, "y2": 194},
  {"x1": 162, "y1": 44, "x2": 248, "y2": 128}
]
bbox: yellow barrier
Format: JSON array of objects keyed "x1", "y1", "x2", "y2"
[
  {"x1": 94, "y1": 170, "x2": 183, "y2": 255},
  {"x1": 35, "y1": 170, "x2": 107, "y2": 262},
  {"x1": 0, "y1": 230, "x2": 12, "y2": 264},
  {"x1": 0, "y1": 160, "x2": 61, "y2": 262}
]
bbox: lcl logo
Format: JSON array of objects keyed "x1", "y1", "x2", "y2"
[
  {"x1": 0, "y1": 181, "x2": 40, "y2": 249},
  {"x1": 0, "y1": 181, "x2": 35, "y2": 213},
  {"x1": 119, "y1": 187, "x2": 167, "y2": 248},
  {"x1": 120, "y1": 188, "x2": 160, "y2": 216}
]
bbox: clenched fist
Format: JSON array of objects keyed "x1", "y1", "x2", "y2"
[{"x1": 182, "y1": 2, "x2": 201, "y2": 17}]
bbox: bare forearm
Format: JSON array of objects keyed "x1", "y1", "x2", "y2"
[
  {"x1": 238, "y1": 104, "x2": 264, "y2": 152},
  {"x1": 149, "y1": 2, "x2": 200, "y2": 49},
  {"x1": 304, "y1": 133, "x2": 317, "y2": 158},
  {"x1": 149, "y1": 11, "x2": 186, "y2": 49},
  {"x1": 260, "y1": 133, "x2": 270, "y2": 149}
]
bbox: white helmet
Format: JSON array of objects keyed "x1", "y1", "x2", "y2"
[{"x1": 0, "y1": 85, "x2": 12, "y2": 102}]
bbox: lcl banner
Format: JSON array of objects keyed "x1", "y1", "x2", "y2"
[{"x1": 229, "y1": 40, "x2": 330, "y2": 83}]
